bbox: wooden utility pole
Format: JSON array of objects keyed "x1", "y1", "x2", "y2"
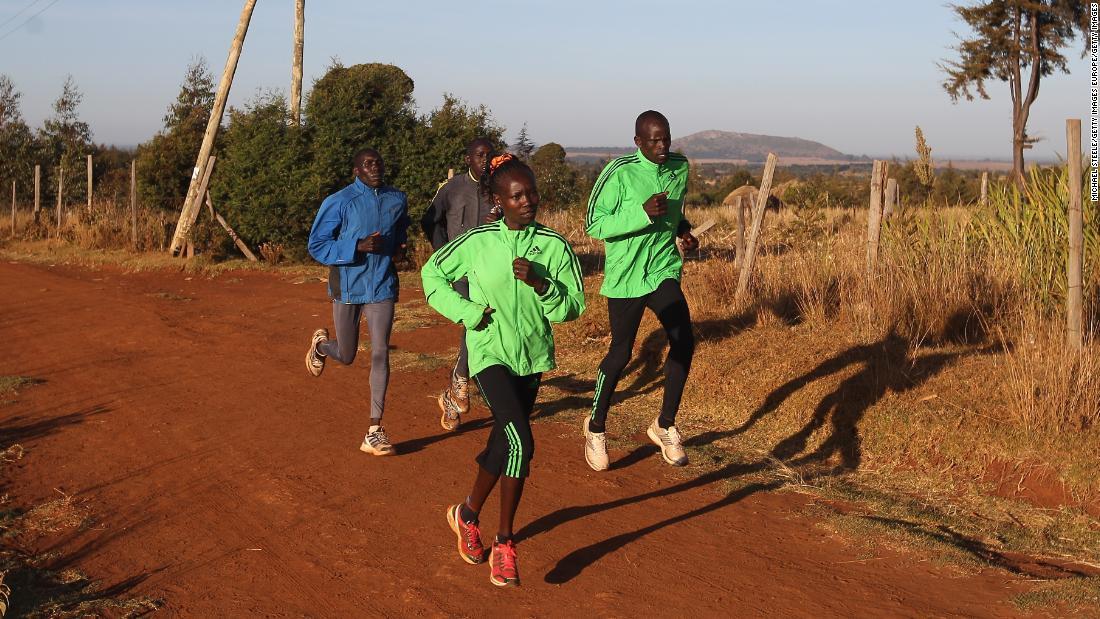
[
  {"x1": 1066, "y1": 119, "x2": 1083, "y2": 350},
  {"x1": 55, "y1": 167, "x2": 64, "y2": 237},
  {"x1": 86, "y1": 154, "x2": 93, "y2": 210},
  {"x1": 290, "y1": 0, "x2": 305, "y2": 125},
  {"x1": 979, "y1": 172, "x2": 989, "y2": 207},
  {"x1": 865, "y1": 160, "x2": 887, "y2": 276},
  {"x1": 130, "y1": 160, "x2": 138, "y2": 249},
  {"x1": 170, "y1": 0, "x2": 258, "y2": 255},
  {"x1": 33, "y1": 164, "x2": 40, "y2": 222},
  {"x1": 735, "y1": 153, "x2": 778, "y2": 301},
  {"x1": 883, "y1": 178, "x2": 898, "y2": 218}
]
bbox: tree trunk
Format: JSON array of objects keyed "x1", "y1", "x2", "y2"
[{"x1": 290, "y1": 0, "x2": 305, "y2": 125}]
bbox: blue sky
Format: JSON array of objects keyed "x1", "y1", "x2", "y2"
[{"x1": 0, "y1": 0, "x2": 1089, "y2": 159}]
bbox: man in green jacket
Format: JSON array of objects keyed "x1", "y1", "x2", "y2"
[{"x1": 583, "y1": 110, "x2": 699, "y2": 471}]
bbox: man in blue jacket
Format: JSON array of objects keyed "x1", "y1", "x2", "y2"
[{"x1": 305, "y1": 148, "x2": 410, "y2": 456}]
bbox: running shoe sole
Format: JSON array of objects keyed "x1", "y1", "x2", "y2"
[
  {"x1": 438, "y1": 392, "x2": 460, "y2": 431},
  {"x1": 647, "y1": 425, "x2": 688, "y2": 467},
  {"x1": 359, "y1": 441, "x2": 395, "y2": 456},
  {"x1": 445, "y1": 505, "x2": 485, "y2": 565},
  {"x1": 305, "y1": 328, "x2": 327, "y2": 377}
]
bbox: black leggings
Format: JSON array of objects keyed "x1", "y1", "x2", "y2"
[
  {"x1": 590, "y1": 278, "x2": 695, "y2": 431},
  {"x1": 474, "y1": 365, "x2": 542, "y2": 479}
]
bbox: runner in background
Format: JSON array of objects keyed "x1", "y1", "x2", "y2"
[
  {"x1": 582, "y1": 111, "x2": 699, "y2": 471},
  {"x1": 420, "y1": 138, "x2": 501, "y2": 430},
  {"x1": 305, "y1": 148, "x2": 410, "y2": 457}
]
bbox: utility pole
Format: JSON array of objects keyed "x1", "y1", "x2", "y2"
[
  {"x1": 169, "y1": 0, "x2": 258, "y2": 255},
  {"x1": 291, "y1": 0, "x2": 305, "y2": 125}
]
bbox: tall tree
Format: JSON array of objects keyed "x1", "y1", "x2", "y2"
[
  {"x1": 135, "y1": 58, "x2": 217, "y2": 210},
  {"x1": 39, "y1": 76, "x2": 92, "y2": 203},
  {"x1": 529, "y1": 142, "x2": 580, "y2": 209},
  {"x1": 0, "y1": 74, "x2": 36, "y2": 201},
  {"x1": 513, "y1": 123, "x2": 535, "y2": 161},
  {"x1": 941, "y1": 0, "x2": 1089, "y2": 186}
]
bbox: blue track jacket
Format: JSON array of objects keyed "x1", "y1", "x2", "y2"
[{"x1": 308, "y1": 178, "x2": 410, "y2": 304}]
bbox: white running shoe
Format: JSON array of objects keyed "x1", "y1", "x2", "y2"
[
  {"x1": 583, "y1": 417, "x2": 609, "y2": 472},
  {"x1": 305, "y1": 328, "x2": 327, "y2": 377},
  {"x1": 646, "y1": 418, "x2": 688, "y2": 467},
  {"x1": 360, "y1": 426, "x2": 395, "y2": 456}
]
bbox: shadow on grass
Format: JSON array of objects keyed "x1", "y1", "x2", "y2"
[{"x1": 533, "y1": 333, "x2": 998, "y2": 584}]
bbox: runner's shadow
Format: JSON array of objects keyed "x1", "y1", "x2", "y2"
[
  {"x1": 0, "y1": 405, "x2": 110, "y2": 446},
  {"x1": 392, "y1": 416, "x2": 492, "y2": 455}
]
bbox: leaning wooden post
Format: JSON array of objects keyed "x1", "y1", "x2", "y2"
[
  {"x1": 170, "y1": 0, "x2": 257, "y2": 255},
  {"x1": 883, "y1": 178, "x2": 898, "y2": 218},
  {"x1": 86, "y1": 154, "x2": 93, "y2": 210},
  {"x1": 55, "y1": 167, "x2": 64, "y2": 237},
  {"x1": 10, "y1": 180, "x2": 15, "y2": 237},
  {"x1": 1066, "y1": 119, "x2": 1084, "y2": 350},
  {"x1": 33, "y1": 164, "x2": 40, "y2": 222},
  {"x1": 735, "y1": 153, "x2": 778, "y2": 301},
  {"x1": 865, "y1": 160, "x2": 887, "y2": 276},
  {"x1": 447, "y1": 168, "x2": 455, "y2": 179},
  {"x1": 290, "y1": 0, "x2": 305, "y2": 125},
  {"x1": 979, "y1": 172, "x2": 989, "y2": 207},
  {"x1": 734, "y1": 195, "x2": 747, "y2": 267},
  {"x1": 130, "y1": 160, "x2": 138, "y2": 249}
]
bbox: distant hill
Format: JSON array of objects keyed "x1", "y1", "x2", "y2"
[{"x1": 567, "y1": 130, "x2": 861, "y2": 164}]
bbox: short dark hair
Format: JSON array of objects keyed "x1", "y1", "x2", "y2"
[
  {"x1": 634, "y1": 110, "x2": 669, "y2": 137},
  {"x1": 466, "y1": 137, "x2": 493, "y2": 156}
]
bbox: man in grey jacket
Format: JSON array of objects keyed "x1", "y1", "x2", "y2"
[{"x1": 420, "y1": 137, "x2": 499, "y2": 430}]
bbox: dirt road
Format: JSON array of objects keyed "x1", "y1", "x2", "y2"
[{"x1": 0, "y1": 260, "x2": 1039, "y2": 617}]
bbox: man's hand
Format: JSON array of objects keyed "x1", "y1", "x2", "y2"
[
  {"x1": 643, "y1": 192, "x2": 668, "y2": 219},
  {"x1": 677, "y1": 231, "x2": 699, "y2": 253},
  {"x1": 356, "y1": 232, "x2": 384, "y2": 254},
  {"x1": 474, "y1": 306, "x2": 495, "y2": 331},
  {"x1": 513, "y1": 257, "x2": 548, "y2": 293}
]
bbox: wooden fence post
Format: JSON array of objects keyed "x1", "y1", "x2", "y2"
[
  {"x1": 130, "y1": 160, "x2": 138, "y2": 249},
  {"x1": 735, "y1": 153, "x2": 778, "y2": 301},
  {"x1": 448, "y1": 168, "x2": 455, "y2": 179},
  {"x1": 979, "y1": 172, "x2": 989, "y2": 207},
  {"x1": 33, "y1": 164, "x2": 40, "y2": 222},
  {"x1": 170, "y1": 0, "x2": 257, "y2": 255},
  {"x1": 10, "y1": 180, "x2": 15, "y2": 237},
  {"x1": 883, "y1": 178, "x2": 898, "y2": 218},
  {"x1": 86, "y1": 154, "x2": 93, "y2": 210},
  {"x1": 865, "y1": 160, "x2": 887, "y2": 276},
  {"x1": 55, "y1": 167, "x2": 64, "y2": 237},
  {"x1": 205, "y1": 191, "x2": 259, "y2": 261},
  {"x1": 734, "y1": 195, "x2": 747, "y2": 267},
  {"x1": 1066, "y1": 119, "x2": 1083, "y2": 350}
]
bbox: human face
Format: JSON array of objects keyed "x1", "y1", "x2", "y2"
[
  {"x1": 355, "y1": 151, "x2": 385, "y2": 188},
  {"x1": 465, "y1": 142, "x2": 493, "y2": 180},
  {"x1": 634, "y1": 120, "x2": 671, "y2": 165},
  {"x1": 493, "y1": 169, "x2": 539, "y2": 230}
]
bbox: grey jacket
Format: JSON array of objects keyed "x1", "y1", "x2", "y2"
[{"x1": 420, "y1": 172, "x2": 496, "y2": 250}]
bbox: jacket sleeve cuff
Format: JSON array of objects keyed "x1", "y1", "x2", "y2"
[{"x1": 459, "y1": 303, "x2": 487, "y2": 330}]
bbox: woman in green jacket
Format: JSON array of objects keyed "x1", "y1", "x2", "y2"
[{"x1": 422, "y1": 153, "x2": 585, "y2": 587}]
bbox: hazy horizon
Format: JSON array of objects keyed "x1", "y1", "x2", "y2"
[{"x1": 0, "y1": 1, "x2": 1089, "y2": 161}]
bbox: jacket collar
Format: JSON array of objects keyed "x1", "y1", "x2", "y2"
[
  {"x1": 353, "y1": 177, "x2": 390, "y2": 195},
  {"x1": 496, "y1": 216, "x2": 537, "y2": 238},
  {"x1": 633, "y1": 148, "x2": 664, "y2": 172}
]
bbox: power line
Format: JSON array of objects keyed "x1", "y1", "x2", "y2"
[
  {"x1": 0, "y1": 0, "x2": 44, "y2": 31},
  {"x1": 0, "y1": 0, "x2": 62, "y2": 43}
]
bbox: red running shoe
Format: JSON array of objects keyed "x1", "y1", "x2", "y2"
[
  {"x1": 446, "y1": 504, "x2": 486, "y2": 564},
  {"x1": 489, "y1": 538, "x2": 520, "y2": 587}
]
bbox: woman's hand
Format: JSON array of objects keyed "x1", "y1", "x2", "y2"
[{"x1": 513, "y1": 258, "x2": 548, "y2": 294}]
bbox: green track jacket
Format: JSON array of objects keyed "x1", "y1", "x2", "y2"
[
  {"x1": 421, "y1": 219, "x2": 586, "y2": 377},
  {"x1": 585, "y1": 149, "x2": 690, "y2": 298}
]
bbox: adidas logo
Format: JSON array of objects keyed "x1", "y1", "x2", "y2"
[{"x1": 528, "y1": 246, "x2": 542, "y2": 256}]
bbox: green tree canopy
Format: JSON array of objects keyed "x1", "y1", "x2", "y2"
[
  {"x1": 38, "y1": 76, "x2": 92, "y2": 203},
  {"x1": 529, "y1": 142, "x2": 580, "y2": 210},
  {"x1": 0, "y1": 74, "x2": 36, "y2": 201}
]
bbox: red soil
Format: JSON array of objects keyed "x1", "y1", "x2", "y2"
[{"x1": 0, "y1": 260, "x2": 1059, "y2": 617}]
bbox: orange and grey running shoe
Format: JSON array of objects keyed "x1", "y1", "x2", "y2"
[
  {"x1": 445, "y1": 504, "x2": 486, "y2": 564},
  {"x1": 438, "y1": 388, "x2": 462, "y2": 431},
  {"x1": 305, "y1": 328, "x2": 327, "y2": 376},
  {"x1": 489, "y1": 538, "x2": 520, "y2": 587},
  {"x1": 360, "y1": 426, "x2": 395, "y2": 456},
  {"x1": 451, "y1": 371, "x2": 470, "y2": 413}
]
